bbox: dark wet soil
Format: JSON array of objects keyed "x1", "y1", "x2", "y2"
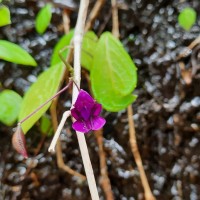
[{"x1": 0, "y1": 0, "x2": 200, "y2": 199}]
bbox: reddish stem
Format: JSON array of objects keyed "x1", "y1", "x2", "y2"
[{"x1": 18, "y1": 80, "x2": 73, "y2": 125}]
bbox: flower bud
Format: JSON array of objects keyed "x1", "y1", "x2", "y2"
[{"x1": 12, "y1": 125, "x2": 28, "y2": 159}]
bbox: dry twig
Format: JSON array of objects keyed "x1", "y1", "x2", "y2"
[
  {"x1": 62, "y1": 9, "x2": 71, "y2": 33},
  {"x1": 111, "y1": 2, "x2": 155, "y2": 199},
  {"x1": 177, "y1": 36, "x2": 200, "y2": 59},
  {"x1": 127, "y1": 105, "x2": 155, "y2": 200},
  {"x1": 111, "y1": 0, "x2": 120, "y2": 38},
  {"x1": 72, "y1": 0, "x2": 100, "y2": 199},
  {"x1": 85, "y1": 0, "x2": 105, "y2": 31},
  {"x1": 95, "y1": 129, "x2": 114, "y2": 200},
  {"x1": 177, "y1": 36, "x2": 200, "y2": 84},
  {"x1": 84, "y1": 1, "x2": 114, "y2": 198},
  {"x1": 179, "y1": 61, "x2": 192, "y2": 85},
  {"x1": 47, "y1": 5, "x2": 86, "y2": 181},
  {"x1": 85, "y1": 73, "x2": 114, "y2": 199},
  {"x1": 50, "y1": 99, "x2": 86, "y2": 180},
  {"x1": 49, "y1": 111, "x2": 71, "y2": 152}
]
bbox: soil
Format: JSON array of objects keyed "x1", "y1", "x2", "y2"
[{"x1": 0, "y1": 0, "x2": 200, "y2": 199}]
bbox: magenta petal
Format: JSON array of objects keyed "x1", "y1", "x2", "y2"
[
  {"x1": 74, "y1": 90, "x2": 94, "y2": 109},
  {"x1": 92, "y1": 103, "x2": 102, "y2": 116},
  {"x1": 80, "y1": 106, "x2": 92, "y2": 121},
  {"x1": 71, "y1": 108, "x2": 80, "y2": 120},
  {"x1": 72, "y1": 120, "x2": 90, "y2": 133},
  {"x1": 91, "y1": 116, "x2": 106, "y2": 130},
  {"x1": 71, "y1": 89, "x2": 106, "y2": 133}
]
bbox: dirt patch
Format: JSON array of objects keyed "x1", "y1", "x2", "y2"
[{"x1": 0, "y1": 0, "x2": 200, "y2": 199}]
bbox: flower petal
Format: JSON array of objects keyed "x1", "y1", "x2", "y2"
[
  {"x1": 92, "y1": 103, "x2": 102, "y2": 116},
  {"x1": 91, "y1": 116, "x2": 106, "y2": 130},
  {"x1": 74, "y1": 90, "x2": 94, "y2": 109},
  {"x1": 80, "y1": 106, "x2": 92, "y2": 121},
  {"x1": 71, "y1": 108, "x2": 80, "y2": 120},
  {"x1": 72, "y1": 120, "x2": 91, "y2": 133},
  {"x1": 73, "y1": 90, "x2": 96, "y2": 121}
]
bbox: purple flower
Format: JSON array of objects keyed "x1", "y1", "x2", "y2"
[{"x1": 71, "y1": 90, "x2": 106, "y2": 133}]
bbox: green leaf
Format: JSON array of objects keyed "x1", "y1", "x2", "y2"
[
  {"x1": 0, "y1": 5, "x2": 11, "y2": 27},
  {"x1": 178, "y1": 7, "x2": 197, "y2": 31},
  {"x1": 35, "y1": 3, "x2": 52, "y2": 34},
  {"x1": 51, "y1": 30, "x2": 98, "y2": 70},
  {"x1": 0, "y1": 40, "x2": 37, "y2": 66},
  {"x1": 81, "y1": 31, "x2": 98, "y2": 70},
  {"x1": 40, "y1": 114, "x2": 52, "y2": 135},
  {"x1": 50, "y1": 30, "x2": 74, "y2": 66},
  {"x1": 91, "y1": 32, "x2": 137, "y2": 112},
  {"x1": 102, "y1": 93, "x2": 137, "y2": 112},
  {"x1": 0, "y1": 90, "x2": 22, "y2": 126},
  {"x1": 19, "y1": 63, "x2": 65, "y2": 133}
]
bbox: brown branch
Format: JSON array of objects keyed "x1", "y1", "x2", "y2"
[
  {"x1": 50, "y1": 99, "x2": 86, "y2": 181},
  {"x1": 72, "y1": 0, "x2": 100, "y2": 199},
  {"x1": 111, "y1": 0, "x2": 120, "y2": 38},
  {"x1": 111, "y1": 1, "x2": 155, "y2": 199},
  {"x1": 85, "y1": 0, "x2": 106, "y2": 31},
  {"x1": 62, "y1": 9, "x2": 71, "y2": 33},
  {"x1": 97, "y1": 10, "x2": 112, "y2": 36},
  {"x1": 177, "y1": 36, "x2": 200, "y2": 60},
  {"x1": 179, "y1": 61, "x2": 192, "y2": 85},
  {"x1": 33, "y1": 134, "x2": 46, "y2": 155},
  {"x1": 95, "y1": 129, "x2": 114, "y2": 200},
  {"x1": 127, "y1": 105, "x2": 155, "y2": 200},
  {"x1": 47, "y1": 5, "x2": 85, "y2": 181}
]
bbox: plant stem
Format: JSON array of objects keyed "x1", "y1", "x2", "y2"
[
  {"x1": 72, "y1": 0, "x2": 100, "y2": 199},
  {"x1": 18, "y1": 80, "x2": 73, "y2": 125},
  {"x1": 95, "y1": 129, "x2": 114, "y2": 200},
  {"x1": 111, "y1": 0, "x2": 120, "y2": 38},
  {"x1": 127, "y1": 105, "x2": 155, "y2": 200},
  {"x1": 85, "y1": 72, "x2": 114, "y2": 199},
  {"x1": 62, "y1": 9, "x2": 71, "y2": 33},
  {"x1": 111, "y1": 2, "x2": 154, "y2": 198},
  {"x1": 48, "y1": 111, "x2": 71, "y2": 152},
  {"x1": 85, "y1": 0, "x2": 105, "y2": 31},
  {"x1": 177, "y1": 35, "x2": 200, "y2": 60},
  {"x1": 50, "y1": 100, "x2": 86, "y2": 180}
]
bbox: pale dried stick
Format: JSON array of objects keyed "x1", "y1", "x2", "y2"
[
  {"x1": 49, "y1": 111, "x2": 71, "y2": 152},
  {"x1": 111, "y1": 0, "x2": 120, "y2": 38},
  {"x1": 95, "y1": 129, "x2": 114, "y2": 200},
  {"x1": 50, "y1": 100, "x2": 86, "y2": 180},
  {"x1": 128, "y1": 105, "x2": 155, "y2": 200},
  {"x1": 52, "y1": 5, "x2": 75, "y2": 177},
  {"x1": 48, "y1": 6, "x2": 85, "y2": 181},
  {"x1": 177, "y1": 36, "x2": 200, "y2": 59},
  {"x1": 72, "y1": 0, "x2": 100, "y2": 199},
  {"x1": 85, "y1": 0, "x2": 105, "y2": 31}
]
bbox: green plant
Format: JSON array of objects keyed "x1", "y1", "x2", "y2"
[
  {"x1": 19, "y1": 63, "x2": 65, "y2": 133},
  {"x1": 0, "y1": 1, "x2": 138, "y2": 199},
  {"x1": 91, "y1": 32, "x2": 137, "y2": 111},
  {"x1": 35, "y1": 3, "x2": 52, "y2": 34},
  {"x1": 18, "y1": 30, "x2": 137, "y2": 134},
  {"x1": 0, "y1": 90, "x2": 22, "y2": 126},
  {"x1": 178, "y1": 7, "x2": 197, "y2": 31},
  {"x1": 0, "y1": 4, "x2": 11, "y2": 27},
  {"x1": 0, "y1": 40, "x2": 37, "y2": 66}
]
